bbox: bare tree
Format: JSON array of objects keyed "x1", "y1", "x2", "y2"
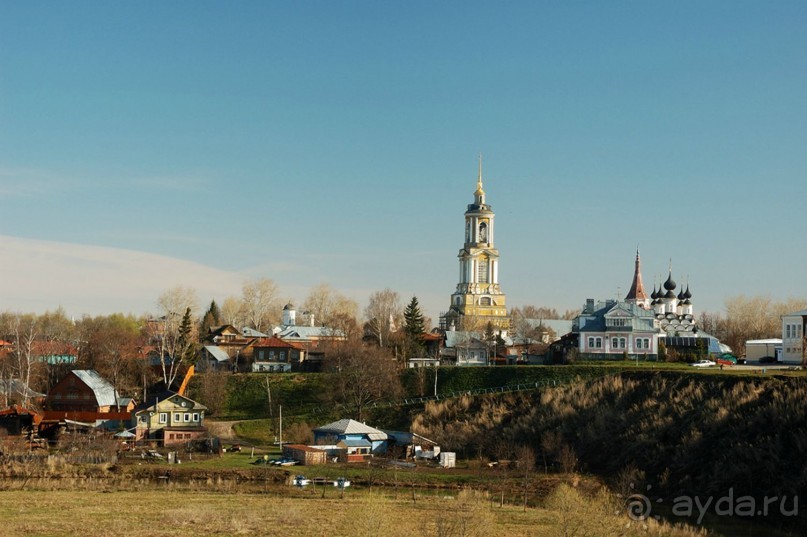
[
  {"x1": 364, "y1": 288, "x2": 402, "y2": 348},
  {"x1": 514, "y1": 444, "x2": 536, "y2": 511},
  {"x1": 302, "y1": 283, "x2": 358, "y2": 328},
  {"x1": 710, "y1": 295, "x2": 807, "y2": 354},
  {"x1": 241, "y1": 278, "x2": 280, "y2": 332},
  {"x1": 152, "y1": 287, "x2": 199, "y2": 388},
  {"x1": 323, "y1": 342, "x2": 401, "y2": 422},
  {"x1": 10, "y1": 314, "x2": 39, "y2": 407},
  {"x1": 219, "y1": 295, "x2": 244, "y2": 327},
  {"x1": 77, "y1": 313, "x2": 144, "y2": 408}
]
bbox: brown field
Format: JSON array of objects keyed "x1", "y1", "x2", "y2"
[{"x1": 0, "y1": 482, "x2": 717, "y2": 537}]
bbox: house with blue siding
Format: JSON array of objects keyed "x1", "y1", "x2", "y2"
[
  {"x1": 573, "y1": 299, "x2": 659, "y2": 359},
  {"x1": 313, "y1": 419, "x2": 388, "y2": 456}
]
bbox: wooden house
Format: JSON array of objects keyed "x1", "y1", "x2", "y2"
[
  {"x1": 133, "y1": 393, "x2": 208, "y2": 447},
  {"x1": 251, "y1": 336, "x2": 305, "y2": 372},
  {"x1": 46, "y1": 370, "x2": 133, "y2": 414}
]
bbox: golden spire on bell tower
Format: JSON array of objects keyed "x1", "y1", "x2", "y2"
[{"x1": 474, "y1": 153, "x2": 485, "y2": 204}]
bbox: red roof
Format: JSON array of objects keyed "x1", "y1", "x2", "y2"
[
  {"x1": 32, "y1": 340, "x2": 78, "y2": 356},
  {"x1": 252, "y1": 336, "x2": 305, "y2": 351}
]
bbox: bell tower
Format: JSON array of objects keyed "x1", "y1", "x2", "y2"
[{"x1": 445, "y1": 156, "x2": 508, "y2": 333}]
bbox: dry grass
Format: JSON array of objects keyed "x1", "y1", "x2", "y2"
[
  {"x1": 0, "y1": 484, "x2": 712, "y2": 537},
  {"x1": 0, "y1": 485, "x2": 703, "y2": 537},
  {"x1": 0, "y1": 488, "x2": 550, "y2": 537}
]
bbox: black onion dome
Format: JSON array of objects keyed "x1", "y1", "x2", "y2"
[
  {"x1": 664, "y1": 272, "x2": 676, "y2": 291},
  {"x1": 650, "y1": 285, "x2": 658, "y2": 300},
  {"x1": 684, "y1": 285, "x2": 692, "y2": 299},
  {"x1": 678, "y1": 289, "x2": 685, "y2": 300},
  {"x1": 665, "y1": 289, "x2": 676, "y2": 299}
]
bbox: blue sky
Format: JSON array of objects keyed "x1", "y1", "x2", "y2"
[{"x1": 1, "y1": 1, "x2": 805, "y2": 321}]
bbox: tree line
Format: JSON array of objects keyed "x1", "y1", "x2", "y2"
[{"x1": 2, "y1": 285, "x2": 803, "y2": 411}]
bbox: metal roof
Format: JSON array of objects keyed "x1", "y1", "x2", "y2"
[
  {"x1": 783, "y1": 309, "x2": 807, "y2": 317},
  {"x1": 242, "y1": 327, "x2": 270, "y2": 337},
  {"x1": 444, "y1": 331, "x2": 485, "y2": 348},
  {"x1": 0, "y1": 379, "x2": 45, "y2": 399},
  {"x1": 526, "y1": 319, "x2": 573, "y2": 336},
  {"x1": 71, "y1": 370, "x2": 120, "y2": 407},
  {"x1": 277, "y1": 326, "x2": 343, "y2": 339},
  {"x1": 746, "y1": 339, "x2": 783, "y2": 345},
  {"x1": 314, "y1": 418, "x2": 387, "y2": 438},
  {"x1": 204, "y1": 345, "x2": 231, "y2": 362}
]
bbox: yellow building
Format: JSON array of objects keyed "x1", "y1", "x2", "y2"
[{"x1": 444, "y1": 157, "x2": 509, "y2": 333}]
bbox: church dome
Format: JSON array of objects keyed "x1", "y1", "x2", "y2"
[
  {"x1": 684, "y1": 285, "x2": 692, "y2": 299},
  {"x1": 283, "y1": 302, "x2": 295, "y2": 311},
  {"x1": 650, "y1": 286, "x2": 658, "y2": 300},
  {"x1": 663, "y1": 273, "x2": 676, "y2": 291},
  {"x1": 664, "y1": 289, "x2": 676, "y2": 299}
]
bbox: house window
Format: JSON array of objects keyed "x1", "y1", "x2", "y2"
[
  {"x1": 279, "y1": 351, "x2": 286, "y2": 361},
  {"x1": 192, "y1": 413, "x2": 199, "y2": 422},
  {"x1": 588, "y1": 337, "x2": 602, "y2": 349},
  {"x1": 258, "y1": 350, "x2": 265, "y2": 361},
  {"x1": 174, "y1": 413, "x2": 181, "y2": 422},
  {"x1": 184, "y1": 413, "x2": 190, "y2": 423},
  {"x1": 159, "y1": 413, "x2": 167, "y2": 424},
  {"x1": 588, "y1": 337, "x2": 595, "y2": 348}
]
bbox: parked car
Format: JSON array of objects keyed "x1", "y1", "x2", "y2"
[
  {"x1": 717, "y1": 354, "x2": 737, "y2": 366},
  {"x1": 690, "y1": 359, "x2": 716, "y2": 368},
  {"x1": 293, "y1": 475, "x2": 310, "y2": 487},
  {"x1": 759, "y1": 356, "x2": 779, "y2": 364}
]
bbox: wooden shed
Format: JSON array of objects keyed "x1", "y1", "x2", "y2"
[{"x1": 282, "y1": 444, "x2": 328, "y2": 465}]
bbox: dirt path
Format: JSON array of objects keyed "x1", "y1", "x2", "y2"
[{"x1": 205, "y1": 420, "x2": 241, "y2": 441}]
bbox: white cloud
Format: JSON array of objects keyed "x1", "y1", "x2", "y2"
[{"x1": 0, "y1": 235, "x2": 244, "y2": 316}]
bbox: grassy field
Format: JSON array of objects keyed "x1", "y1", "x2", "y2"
[{"x1": 0, "y1": 484, "x2": 717, "y2": 537}]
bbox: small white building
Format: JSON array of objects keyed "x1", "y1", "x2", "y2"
[
  {"x1": 781, "y1": 310, "x2": 807, "y2": 364},
  {"x1": 745, "y1": 339, "x2": 782, "y2": 362}
]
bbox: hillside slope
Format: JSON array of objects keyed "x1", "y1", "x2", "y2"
[{"x1": 413, "y1": 371, "x2": 807, "y2": 509}]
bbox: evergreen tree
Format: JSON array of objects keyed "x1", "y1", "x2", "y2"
[
  {"x1": 403, "y1": 296, "x2": 425, "y2": 358},
  {"x1": 199, "y1": 300, "x2": 221, "y2": 341},
  {"x1": 178, "y1": 307, "x2": 198, "y2": 365}
]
